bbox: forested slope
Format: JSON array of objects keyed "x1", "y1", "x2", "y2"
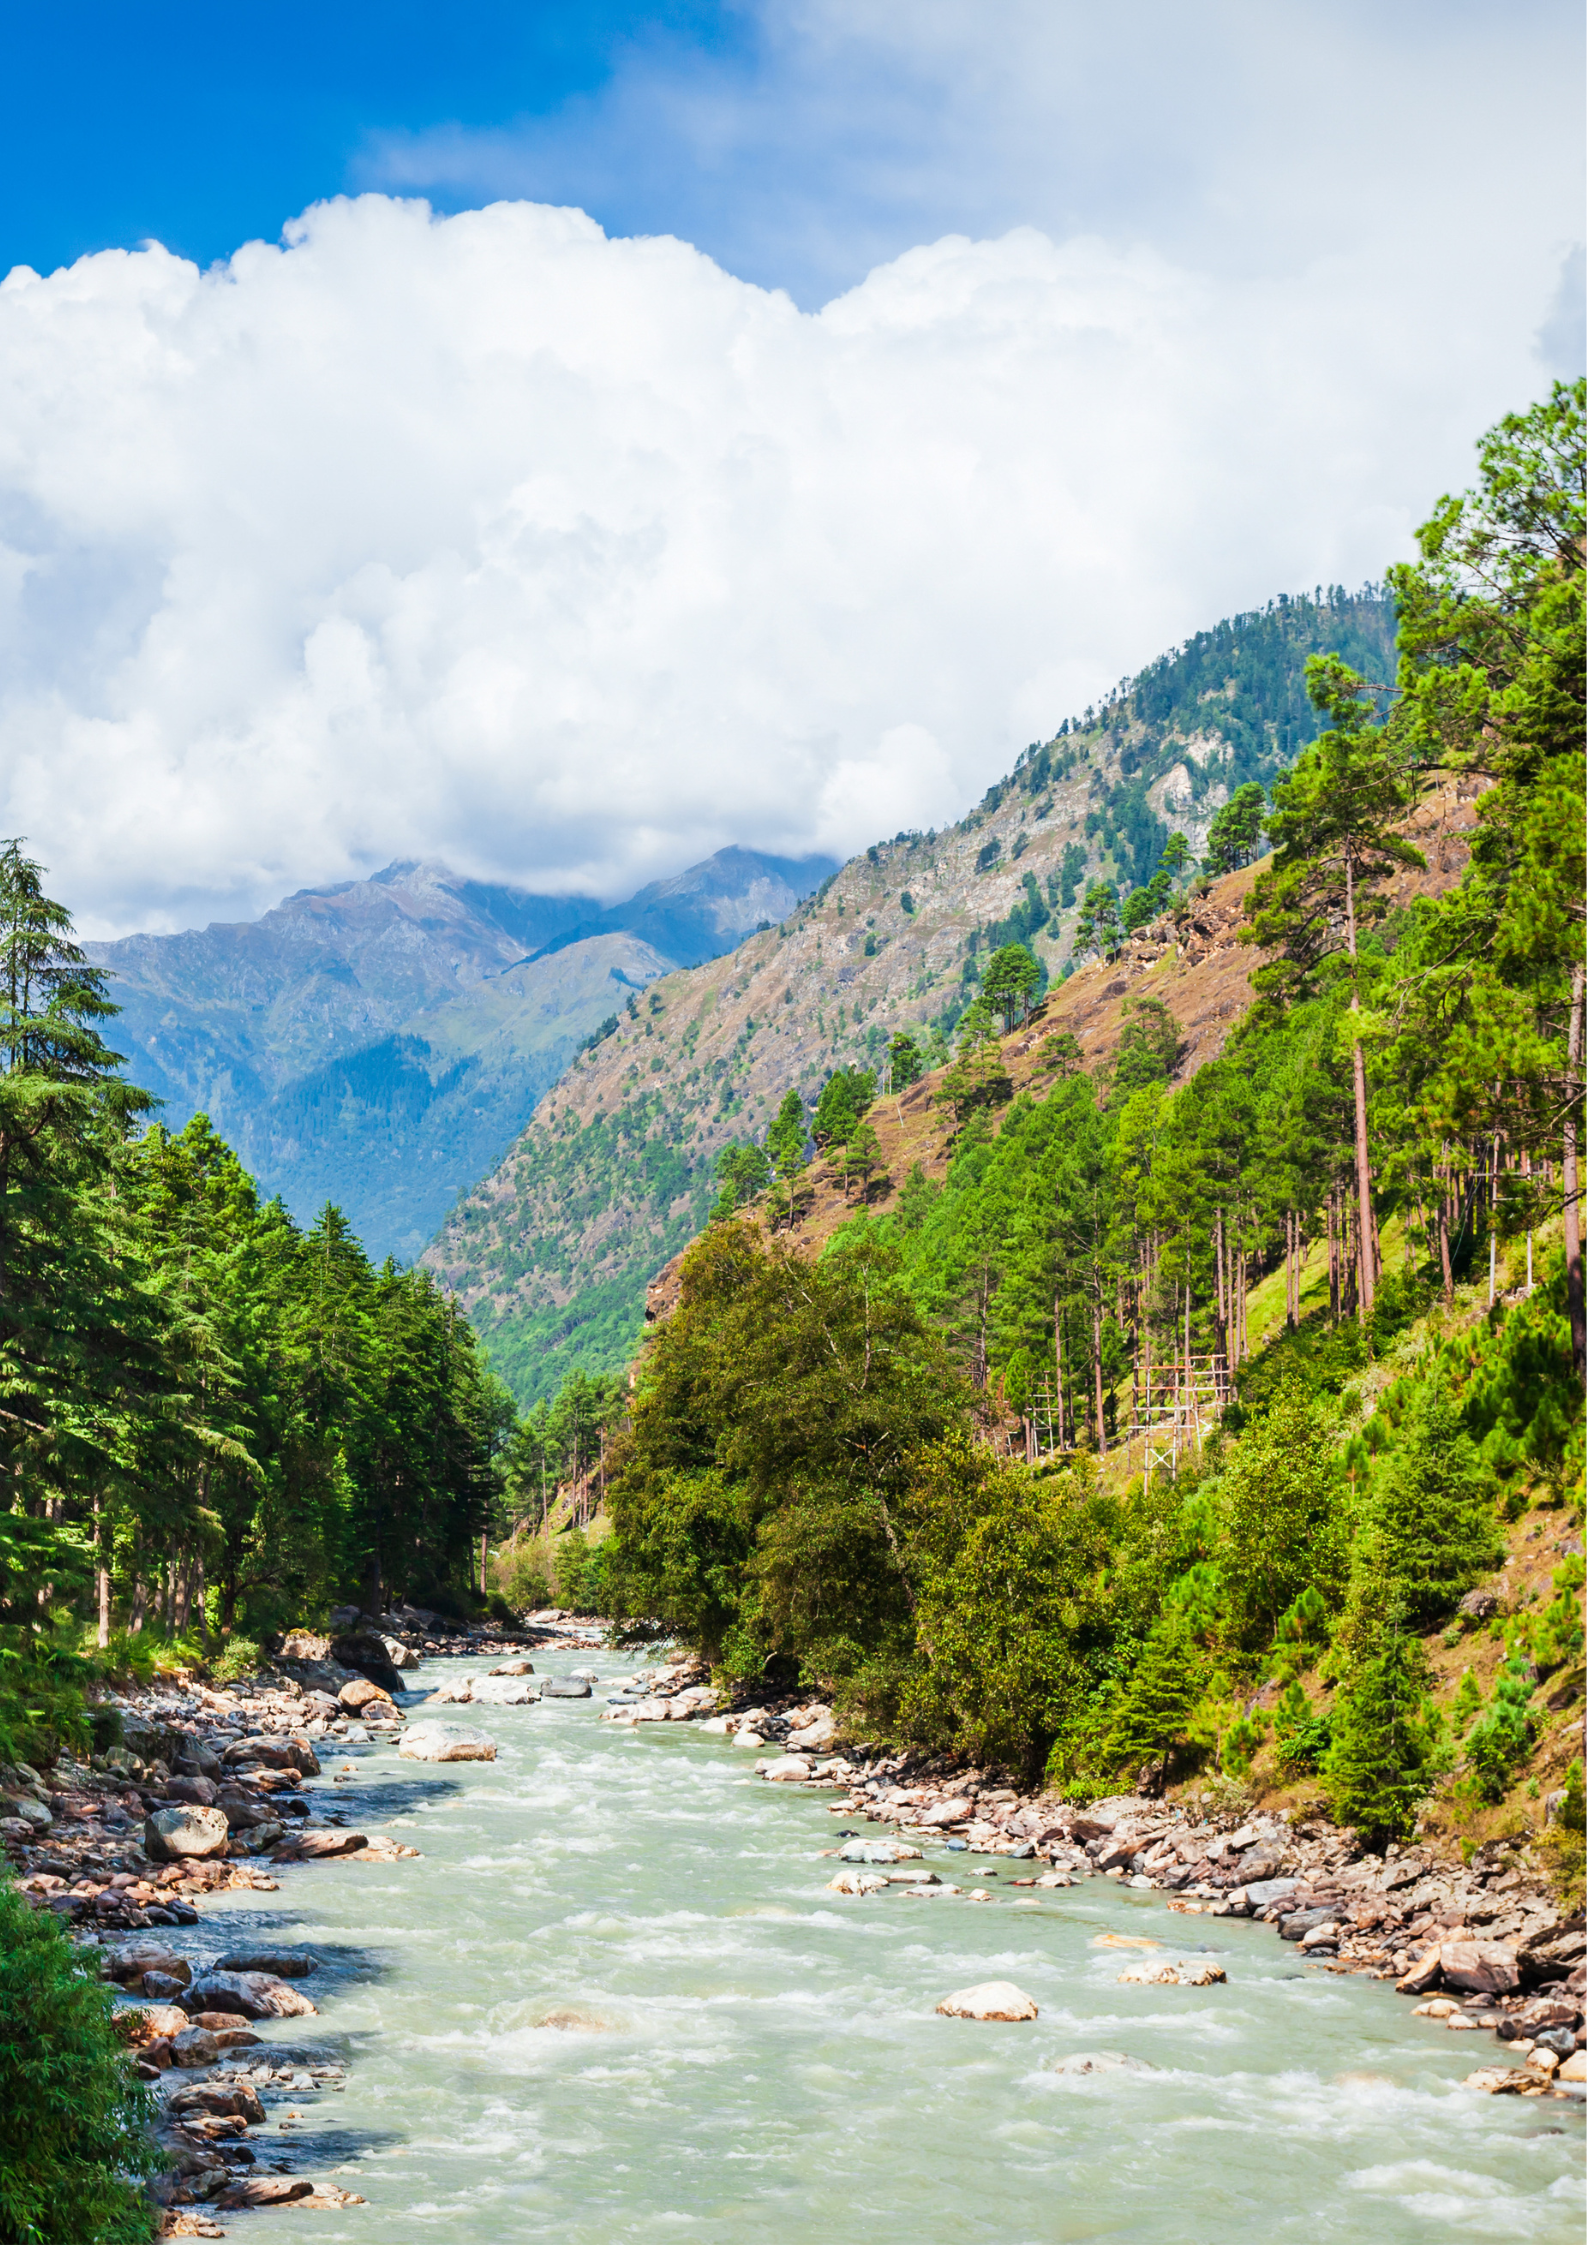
[
  {"x1": 586, "y1": 385, "x2": 1585, "y2": 1867},
  {"x1": 430, "y1": 588, "x2": 1395, "y2": 1401}
]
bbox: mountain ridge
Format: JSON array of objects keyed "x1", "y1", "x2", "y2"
[
  {"x1": 88, "y1": 846, "x2": 835, "y2": 1261},
  {"x1": 425, "y1": 586, "x2": 1398, "y2": 1401}
]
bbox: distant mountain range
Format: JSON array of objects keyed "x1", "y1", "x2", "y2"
[{"x1": 87, "y1": 846, "x2": 835, "y2": 1261}]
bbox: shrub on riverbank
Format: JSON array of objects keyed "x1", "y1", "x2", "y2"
[{"x1": 0, "y1": 1880, "x2": 160, "y2": 2244}]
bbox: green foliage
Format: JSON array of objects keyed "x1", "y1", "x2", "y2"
[
  {"x1": 887, "y1": 1032, "x2": 924, "y2": 1090},
  {"x1": 209, "y1": 1637, "x2": 265, "y2": 1686},
  {"x1": 980, "y1": 944, "x2": 1041, "y2": 1032},
  {"x1": 812, "y1": 1069, "x2": 876, "y2": 1149},
  {"x1": 0, "y1": 1878, "x2": 160, "y2": 2244},
  {"x1": 1272, "y1": 1678, "x2": 1331, "y2": 1772},
  {"x1": 1356, "y1": 1395, "x2": 1503, "y2": 1625},
  {"x1": 1464, "y1": 1655, "x2": 1538, "y2": 1801},
  {"x1": 1072, "y1": 880, "x2": 1121, "y2": 962},
  {"x1": 1215, "y1": 1383, "x2": 1344, "y2": 1646},
  {"x1": 1204, "y1": 782, "x2": 1268, "y2": 876},
  {"x1": 1326, "y1": 1624, "x2": 1444, "y2": 1844},
  {"x1": 712, "y1": 1139, "x2": 771, "y2": 1221},
  {"x1": 1104, "y1": 1610, "x2": 1205, "y2": 1775},
  {"x1": 1450, "y1": 1666, "x2": 1483, "y2": 1733}
]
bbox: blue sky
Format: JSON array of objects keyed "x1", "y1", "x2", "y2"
[{"x1": 3, "y1": 3, "x2": 747, "y2": 278}]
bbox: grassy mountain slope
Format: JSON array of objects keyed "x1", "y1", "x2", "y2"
[
  {"x1": 428, "y1": 587, "x2": 1397, "y2": 1402},
  {"x1": 90, "y1": 848, "x2": 832, "y2": 1261}
]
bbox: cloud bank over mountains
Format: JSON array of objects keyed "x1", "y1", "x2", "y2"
[{"x1": 0, "y1": 177, "x2": 1572, "y2": 937}]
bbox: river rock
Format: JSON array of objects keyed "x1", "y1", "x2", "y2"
[
  {"x1": 1118, "y1": 1958, "x2": 1226, "y2": 1986},
  {"x1": 828, "y1": 1869, "x2": 888, "y2": 1895},
  {"x1": 399, "y1": 1721, "x2": 497, "y2": 1762},
  {"x1": 1048, "y1": 2050, "x2": 1159, "y2": 2076},
  {"x1": 105, "y1": 1942, "x2": 192, "y2": 1987},
  {"x1": 216, "y1": 2179, "x2": 315, "y2": 2209},
  {"x1": 214, "y1": 1949, "x2": 316, "y2": 1977},
  {"x1": 161, "y1": 1774, "x2": 218, "y2": 1807},
  {"x1": 330, "y1": 1632, "x2": 404, "y2": 1694},
  {"x1": 937, "y1": 1981, "x2": 1039, "y2": 2022},
  {"x1": 541, "y1": 1678, "x2": 593, "y2": 1700},
  {"x1": 1244, "y1": 1878, "x2": 1299, "y2": 1910},
  {"x1": 278, "y1": 1828, "x2": 368, "y2": 1859},
  {"x1": 1461, "y1": 2065, "x2": 1532, "y2": 2093},
  {"x1": 279, "y1": 1630, "x2": 331, "y2": 1662},
  {"x1": 1516, "y1": 1918, "x2": 1587, "y2": 1984},
  {"x1": 1438, "y1": 1940, "x2": 1521, "y2": 1996},
  {"x1": 184, "y1": 1970, "x2": 318, "y2": 2019},
  {"x1": 469, "y1": 1675, "x2": 539, "y2": 1705},
  {"x1": 914, "y1": 1798, "x2": 973, "y2": 1827},
  {"x1": 229, "y1": 1819, "x2": 286, "y2": 1854},
  {"x1": 170, "y1": 2026, "x2": 220, "y2": 2068},
  {"x1": 1559, "y1": 2051, "x2": 1587, "y2": 2082},
  {"x1": 339, "y1": 1676, "x2": 392, "y2": 1712},
  {"x1": 761, "y1": 1755, "x2": 813, "y2": 1782},
  {"x1": 837, "y1": 1839, "x2": 922, "y2": 1864},
  {"x1": 144, "y1": 1805, "x2": 229, "y2": 1861},
  {"x1": 490, "y1": 1660, "x2": 535, "y2": 1676}
]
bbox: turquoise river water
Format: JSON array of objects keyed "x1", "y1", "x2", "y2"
[{"x1": 176, "y1": 1648, "x2": 1583, "y2": 2243}]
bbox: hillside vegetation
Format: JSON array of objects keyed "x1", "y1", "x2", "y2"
[
  {"x1": 430, "y1": 588, "x2": 1396, "y2": 1401},
  {"x1": 573, "y1": 384, "x2": 1584, "y2": 1870}
]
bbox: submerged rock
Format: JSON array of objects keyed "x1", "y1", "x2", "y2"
[
  {"x1": 1048, "y1": 2050, "x2": 1159, "y2": 2077},
  {"x1": 469, "y1": 1676, "x2": 540, "y2": 1705},
  {"x1": 1116, "y1": 1958, "x2": 1227, "y2": 1987},
  {"x1": 936, "y1": 1980, "x2": 1039, "y2": 2021},
  {"x1": 541, "y1": 1677, "x2": 593, "y2": 1700}
]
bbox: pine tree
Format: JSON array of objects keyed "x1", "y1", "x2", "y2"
[
  {"x1": 1360, "y1": 1395, "x2": 1502, "y2": 1623},
  {"x1": 1325, "y1": 1623, "x2": 1442, "y2": 1845},
  {"x1": 1106, "y1": 1612, "x2": 1205, "y2": 1773},
  {"x1": 980, "y1": 943, "x2": 1041, "y2": 1031},
  {"x1": 1072, "y1": 880, "x2": 1121, "y2": 962}
]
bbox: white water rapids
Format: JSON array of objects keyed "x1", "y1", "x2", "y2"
[{"x1": 178, "y1": 1649, "x2": 1583, "y2": 2241}]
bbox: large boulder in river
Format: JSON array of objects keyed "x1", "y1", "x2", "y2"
[
  {"x1": 399, "y1": 1721, "x2": 497, "y2": 1762},
  {"x1": 541, "y1": 1677, "x2": 592, "y2": 1700},
  {"x1": 937, "y1": 1981, "x2": 1039, "y2": 2022},
  {"x1": 339, "y1": 1676, "x2": 393, "y2": 1713},
  {"x1": 330, "y1": 1631, "x2": 404, "y2": 1695},
  {"x1": 184, "y1": 1970, "x2": 317, "y2": 2020},
  {"x1": 1516, "y1": 1917, "x2": 1586, "y2": 1985},
  {"x1": 144, "y1": 1805, "x2": 229, "y2": 1861}
]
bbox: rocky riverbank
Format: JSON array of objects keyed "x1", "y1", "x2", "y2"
[
  {"x1": 0, "y1": 1604, "x2": 602, "y2": 2228},
  {"x1": 598, "y1": 1655, "x2": 1587, "y2": 2098}
]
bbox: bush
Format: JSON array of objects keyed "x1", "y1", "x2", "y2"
[
  {"x1": 0, "y1": 1878, "x2": 160, "y2": 2242},
  {"x1": 1464, "y1": 1656, "x2": 1537, "y2": 1802},
  {"x1": 209, "y1": 1636, "x2": 265, "y2": 1686}
]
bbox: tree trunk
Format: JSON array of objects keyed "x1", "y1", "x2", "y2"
[
  {"x1": 1328, "y1": 1187, "x2": 1340, "y2": 1319},
  {"x1": 130, "y1": 1575, "x2": 146, "y2": 1635},
  {"x1": 1092, "y1": 1293, "x2": 1107, "y2": 1456},
  {"x1": 94, "y1": 1494, "x2": 111, "y2": 1651},
  {"x1": 1566, "y1": 960, "x2": 1585, "y2": 1373},
  {"x1": 479, "y1": 1529, "x2": 489, "y2": 1598}
]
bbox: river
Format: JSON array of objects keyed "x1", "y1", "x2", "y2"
[{"x1": 189, "y1": 1647, "x2": 1583, "y2": 2242}]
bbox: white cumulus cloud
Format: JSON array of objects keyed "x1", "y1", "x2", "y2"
[{"x1": 0, "y1": 190, "x2": 1565, "y2": 936}]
